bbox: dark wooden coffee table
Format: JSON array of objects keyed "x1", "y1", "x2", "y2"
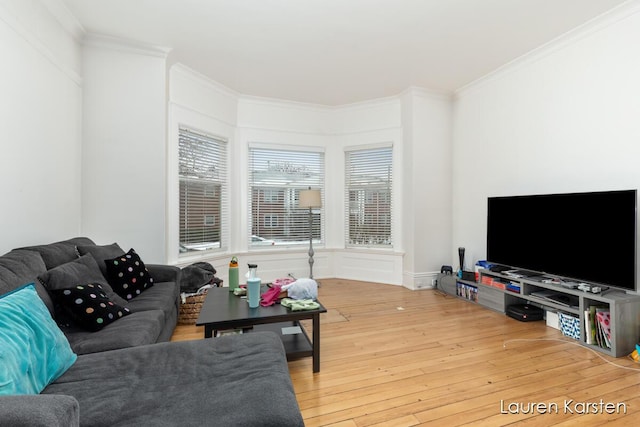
[{"x1": 195, "y1": 287, "x2": 327, "y2": 372}]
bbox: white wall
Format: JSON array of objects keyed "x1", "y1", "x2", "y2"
[
  {"x1": 0, "y1": 0, "x2": 83, "y2": 254},
  {"x1": 81, "y1": 35, "x2": 169, "y2": 262},
  {"x1": 401, "y1": 88, "x2": 453, "y2": 289},
  {"x1": 451, "y1": 4, "x2": 640, "y2": 270}
]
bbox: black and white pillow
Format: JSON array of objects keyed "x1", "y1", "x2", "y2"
[
  {"x1": 51, "y1": 283, "x2": 131, "y2": 332},
  {"x1": 105, "y1": 248, "x2": 154, "y2": 301}
]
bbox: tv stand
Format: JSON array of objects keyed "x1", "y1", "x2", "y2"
[{"x1": 438, "y1": 269, "x2": 640, "y2": 357}]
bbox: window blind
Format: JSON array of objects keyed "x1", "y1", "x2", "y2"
[
  {"x1": 345, "y1": 146, "x2": 393, "y2": 248},
  {"x1": 248, "y1": 146, "x2": 324, "y2": 248},
  {"x1": 179, "y1": 128, "x2": 228, "y2": 254}
]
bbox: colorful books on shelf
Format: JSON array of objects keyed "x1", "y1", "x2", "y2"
[{"x1": 584, "y1": 306, "x2": 611, "y2": 349}]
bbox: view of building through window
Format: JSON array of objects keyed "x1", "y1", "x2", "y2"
[
  {"x1": 178, "y1": 128, "x2": 227, "y2": 254},
  {"x1": 345, "y1": 146, "x2": 393, "y2": 247},
  {"x1": 249, "y1": 147, "x2": 324, "y2": 247}
]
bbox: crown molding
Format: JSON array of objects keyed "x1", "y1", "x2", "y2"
[
  {"x1": 0, "y1": 0, "x2": 82, "y2": 85},
  {"x1": 400, "y1": 86, "x2": 452, "y2": 102},
  {"x1": 238, "y1": 93, "x2": 334, "y2": 111},
  {"x1": 456, "y1": 0, "x2": 640, "y2": 97},
  {"x1": 83, "y1": 33, "x2": 171, "y2": 58},
  {"x1": 40, "y1": 0, "x2": 85, "y2": 40},
  {"x1": 239, "y1": 91, "x2": 404, "y2": 114},
  {"x1": 170, "y1": 63, "x2": 239, "y2": 99}
]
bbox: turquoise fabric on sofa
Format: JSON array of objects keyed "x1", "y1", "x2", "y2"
[{"x1": 0, "y1": 283, "x2": 77, "y2": 395}]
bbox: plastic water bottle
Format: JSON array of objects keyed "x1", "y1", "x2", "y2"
[
  {"x1": 247, "y1": 263, "x2": 260, "y2": 308},
  {"x1": 228, "y1": 257, "x2": 239, "y2": 292}
]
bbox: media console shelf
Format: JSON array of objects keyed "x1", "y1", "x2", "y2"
[{"x1": 438, "y1": 270, "x2": 640, "y2": 357}]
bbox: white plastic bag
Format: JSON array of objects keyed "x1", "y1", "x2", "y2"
[{"x1": 281, "y1": 278, "x2": 318, "y2": 300}]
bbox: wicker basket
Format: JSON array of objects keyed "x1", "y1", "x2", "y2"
[{"x1": 178, "y1": 292, "x2": 208, "y2": 325}]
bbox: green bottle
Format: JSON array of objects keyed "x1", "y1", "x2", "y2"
[{"x1": 228, "y1": 256, "x2": 239, "y2": 291}]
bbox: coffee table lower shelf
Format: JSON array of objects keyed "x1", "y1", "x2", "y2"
[{"x1": 249, "y1": 321, "x2": 313, "y2": 361}]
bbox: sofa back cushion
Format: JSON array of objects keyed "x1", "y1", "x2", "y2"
[
  {"x1": 0, "y1": 249, "x2": 47, "y2": 293},
  {"x1": 0, "y1": 249, "x2": 54, "y2": 314},
  {"x1": 76, "y1": 242, "x2": 125, "y2": 278},
  {"x1": 19, "y1": 237, "x2": 95, "y2": 270},
  {"x1": 0, "y1": 283, "x2": 77, "y2": 395}
]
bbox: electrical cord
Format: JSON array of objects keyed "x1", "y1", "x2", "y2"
[{"x1": 503, "y1": 338, "x2": 640, "y2": 372}]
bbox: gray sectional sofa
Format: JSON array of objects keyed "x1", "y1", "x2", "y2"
[
  {"x1": 0, "y1": 237, "x2": 304, "y2": 427},
  {"x1": 6, "y1": 237, "x2": 181, "y2": 354}
]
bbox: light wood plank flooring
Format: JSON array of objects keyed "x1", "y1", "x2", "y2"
[{"x1": 171, "y1": 279, "x2": 640, "y2": 426}]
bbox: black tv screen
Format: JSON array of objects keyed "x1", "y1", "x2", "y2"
[{"x1": 487, "y1": 190, "x2": 637, "y2": 291}]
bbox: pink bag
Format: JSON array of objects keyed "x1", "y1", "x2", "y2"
[{"x1": 260, "y1": 285, "x2": 282, "y2": 307}]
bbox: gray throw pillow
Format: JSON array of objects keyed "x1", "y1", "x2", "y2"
[
  {"x1": 76, "y1": 243, "x2": 125, "y2": 278},
  {"x1": 38, "y1": 254, "x2": 129, "y2": 308}
]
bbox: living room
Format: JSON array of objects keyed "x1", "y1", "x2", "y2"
[
  {"x1": 4, "y1": 0, "x2": 640, "y2": 288},
  {"x1": 3, "y1": 0, "x2": 640, "y2": 424}
]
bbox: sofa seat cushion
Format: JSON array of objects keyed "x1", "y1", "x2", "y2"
[
  {"x1": 62, "y1": 310, "x2": 165, "y2": 355},
  {"x1": 126, "y1": 282, "x2": 179, "y2": 321},
  {"x1": 43, "y1": 333, "x2": 304, "y2": 427}
]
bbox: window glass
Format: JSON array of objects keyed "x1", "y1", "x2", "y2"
[
  {"x1": 248, "y1": 146, "x2": 324, "y2": 248},
  {"x1": 179, "y1": 128, "x2": 227, "y2": 254},
  {"x1": 345, "y1": 146, "x2": 393, "y2": 248}
]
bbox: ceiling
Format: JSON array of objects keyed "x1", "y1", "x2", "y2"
[{"x1": 60, "y1": 0, "x2": 629, "y2": 105}]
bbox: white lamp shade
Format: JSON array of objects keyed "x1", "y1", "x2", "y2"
[{"x1": 299, "y1": 189, "x2": 321, "y2": 208}]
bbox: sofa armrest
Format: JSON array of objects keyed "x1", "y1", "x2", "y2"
[
  {"x1": 0, "y1": 394, "x2": 79, "y2": 427},
  {"x1": 146, "y1": 264, "x2": 181, "y2": 284}
]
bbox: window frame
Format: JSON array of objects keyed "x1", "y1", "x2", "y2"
[
  {"x1": 344, "y1": 144, "x2": 394, "y2": 249},
  {"x1": 247, "y1": 144, "x2": 325, "y2": 250},
  {"x1": 178, "y1": 127, "x2": 228, "y2": 256}
]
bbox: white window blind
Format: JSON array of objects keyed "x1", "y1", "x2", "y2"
[
  {"x1": 345, "y1": 146, "x2": 393, "y2": 248},
  {"x1": 248, "y1": 146, "x2": 324, "y2": 248},
  {"x1": 179, "y1": 128, "x2": 228, "y2": 254}
]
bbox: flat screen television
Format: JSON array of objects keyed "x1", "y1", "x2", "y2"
[{"x1": 486, "y1": 189, "x2": 637, "y2": 292}]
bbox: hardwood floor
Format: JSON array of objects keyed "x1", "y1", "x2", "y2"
[{"x1": 171, "y1": 279, "x2": 640, "y2": 426}]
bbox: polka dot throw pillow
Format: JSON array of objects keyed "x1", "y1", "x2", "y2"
[
  {"x1": 105, "y1": 248, "x2": 154, "y2": 300},
  {"x1": 51, "y1": 283, "x2": 131, "y2": 331}
]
